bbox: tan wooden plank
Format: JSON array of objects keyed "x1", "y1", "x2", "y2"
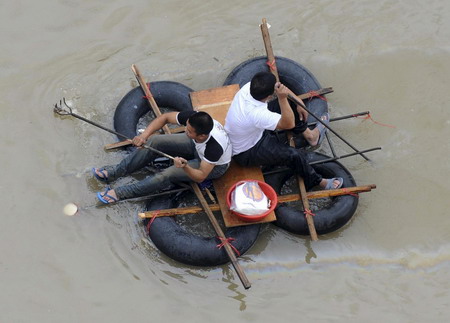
[
  {"x1": 213, "y1": 161, "x2": 276, "y2": 227},
  {"x1": 190, "y1": 85, "x2": 276, "y2": 227},
  {"x1": 190, "y1": 84, "x2": 240, "y2": 107},
  {"x1": 190, "y1": 84, "x2": 240, "y2": 125},
  {"x1": 138, "y1": 184, "x2": 376, "y2": 218}
]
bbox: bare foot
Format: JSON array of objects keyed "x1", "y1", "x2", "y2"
[
  {"x1": 307, "y1": 113, "x2": 329, "y2": 146},
  {"x1": 319, "y1": 178, "x2": 343, "y2": 190},
  {"x1": 303, "y1": 127, "x2": 320, "y2": 146}
]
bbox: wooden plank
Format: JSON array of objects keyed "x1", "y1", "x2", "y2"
[
  {"x1": 190, "y1": 84, "x2": 276, "y2": 227},
  {"x1": 213, "y1": 161, "x2": 277, "y2": 227},
  {"x1": 104, "y1": 126, "x2": 186, "y2": 150},
  {"x1": 190, "y1": 84, "x2": 240, "y2": 125},
  {"x1": 298, "y1": 87, "x2": 333, "y2": 100},
  {"x1": 190, "y1": 84, "x2": 240, "y2": 107},
  {"x1": 138, "y1": 184, "x2": 377, "y2": 218},
  {"x1": 104, "y1": 139, "x2": 132, "y2": 150}
]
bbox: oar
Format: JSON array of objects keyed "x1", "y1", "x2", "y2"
[
  {"x1": 131, "y1": 64, "x2": 252, "y2": 289},
  {"x1": 261, "y1": 18, "x2": 319, "y2": 241},
  {"x1": 53, "y1": 98, "x2": 176, "y2": 161},
  {"x1": 287, "y1": 93, "x2": 372, "y2": 161}
]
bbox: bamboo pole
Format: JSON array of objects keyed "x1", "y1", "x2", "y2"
[
  {"x1": 261, "y1": 18, "x2": 318, "y2": 241},
  {"x1": 104, "y1": 126, "x2": 186, "y2": 150},
  {"x1": 287, "y1": 93, "x2": 372, "y2": 161},
  {"x1": 138, "y1": 184, "x2": 376, "y2": 218},
  {"x1": 131, "y1": 65, "x2": 251, "y2": 289}
]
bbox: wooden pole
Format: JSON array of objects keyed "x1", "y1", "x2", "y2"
[
  {"x1": 287, "y1": 93, "x2": 371, "y2": 161},
  {"x1": 138, "y1": 184, "x2": 376, "y2": 218},
  {"x1": 131, "y1": 65, "x2": 251, "y2": 289},
  {"x1": 131, "y1": 64, "x2": 172, "y2": 135},
  {"x1": 191, "y1": 184, "x2": 251, "y2": 289},
  {"x1": 260, "y1": 18, "x2": 318, "y2": 241}
]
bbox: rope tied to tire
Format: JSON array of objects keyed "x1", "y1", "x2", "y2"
[
  {"x1": 146, "y1": 211, "x2": 159, "y2": 233},
  {"x1": 142, "y1": 82, "x2": 154, "y2": 100},
  {"x1": 266, "y1": 59, "x2": 277, "y2": 72},
  {"x1": 341, "y1": 188, "x2": 359, "y2": 198},
  {"x1": 306, "y1": 90, "x2": 328, "y2": 102},
  {"x1": 216, "y1": 237, "x2": 241, "y2": 256},
  {"x1": 303, "y1": 208, "x2": 316, "y2": 218}
]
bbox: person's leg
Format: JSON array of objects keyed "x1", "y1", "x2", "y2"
[
  {"x1": 96, "y1": 133, "x2": 195, "y2": 181},
  {"x1": 302, "y1": 113, "x2": 329, "y2": 146},
  {"x1": 113, "y1": 160, "x2": 229, "y2": 200},
  {"x1": 234, "y1": 132, "x2": 323, "y2": 189},
  {"x1": 114, "y1": 159, "x2": 199, "y2": 200}
]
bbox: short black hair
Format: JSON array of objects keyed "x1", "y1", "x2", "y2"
[
  {"x1": 188, "y1": 111, "x2": 214, "y2": 135},
  {"x1": 250, "y1": 72, "x2": 276, "y2": 100}
]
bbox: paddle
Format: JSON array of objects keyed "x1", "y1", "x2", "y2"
[
  {"x1": 53, "y1": 98, "x2": 176, "y2": 161},
  {"x1": 131, "y1": 64, "x2": 252, "y2": 289}
]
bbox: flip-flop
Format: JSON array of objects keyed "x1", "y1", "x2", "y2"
[
  {"x1": 314, "y1": 112, "x2": 330, "y2": 147},
  {"x1": 97, "y1": 187, "x2": 118, "y2": 204},
  {"x1": 92, "y1": 167, "x2": 108, "y2": 182},
  {"x1": 324, "y1": 177, "x2": 343, "y2": 190}
]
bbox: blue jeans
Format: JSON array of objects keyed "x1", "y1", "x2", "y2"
[{"x1": 102, "y1": 133, "x2": 229, "y2": 199}]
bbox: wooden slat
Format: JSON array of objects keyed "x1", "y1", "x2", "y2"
[
  {"x1": 138, "y1": 184, "x2": 376, "y2": 218},
  {"x1": 104, "y1": 126, "x2": 186, "y2": 150},
  {"x1": 190, "y1": 84, "x2": 240, "y2": 125},
  {"x1": 104, "y1": 139, "x2": 132, "y2": 150},
  {"x1": 213, "y1": 161, "x2": 277, "y2": 227},
  {"x1": 297, "y1": 87, "x2": 333, "y2": 100}
]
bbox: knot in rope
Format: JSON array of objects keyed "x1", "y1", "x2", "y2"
[
  {"x1": 266, "y1": 59, "x2": 277, "y2": 72},
  {"x1": 216, "y1": 237, "x2": 240, "y2": 256},
  {"x1": 143, "y1": 82, "x2": 153, "y2": 99},
  {"x1": 307, "y1": 90, "x2": 328, "y2": 102},
  {"x1": 342, "y1": 188, "x2": 359, "y2": 197},
  {"x1": 303, "y1": 208, "x2": 315, "y2": 218},
  {"x1": 146, "y1": 211, "x2": 159, "y2": 234}
]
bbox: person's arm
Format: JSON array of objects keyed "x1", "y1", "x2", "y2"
[
  {"x1": 132, "y1": 112, "x2": 179, "y2": 147},
  {"x1": 174, "y1": 157, "x2": 214, "y2": 183},
  {"x1": 284, "y1": 87, "x2": 308, "y2": 121},
  {"x1": 275, "y1": 83, "x2": 296, "y2": 130}
]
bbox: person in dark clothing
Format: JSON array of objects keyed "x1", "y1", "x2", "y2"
[{"x1": 224, "y1": 72, "x2": 342, "y2": 190}]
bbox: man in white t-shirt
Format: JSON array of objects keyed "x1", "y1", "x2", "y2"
[
  {"x1": 93, "y1": 111, "x2": 232, "y2": 204},
  {"x1": 224, "y1": 72, "x2": 343, "y2": 190}
]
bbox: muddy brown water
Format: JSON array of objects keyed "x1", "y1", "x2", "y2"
[{"x1": 1, "y1": 1, "x2": 449, "y2": 322}]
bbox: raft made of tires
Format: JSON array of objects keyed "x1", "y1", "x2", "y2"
[
  {"x1": 114, "y1": 81, "x2": 194, "y2": 141},
  {"x1": 114, "y1": 81, "x2": 261, "y2": 267},
  {"x1": 145, "y1": 195, "x2": 261, "y2": 267}
]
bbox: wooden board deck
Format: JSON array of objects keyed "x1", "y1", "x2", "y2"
[
  {"x1": 212, "y1": 161, "x2": 276, "y2": 227},
  {"x1": 190, "y1": 84, "x2": 239, "y2": 125},
  {"x1": 190, "y1": 85, "x2": 276, "y2": 227}
]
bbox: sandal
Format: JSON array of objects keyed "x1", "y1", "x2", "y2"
[
  {"x1": 92, "y1": 167, "x2": 108, "y2": 183},
  {"x1": 97, "y1": 187, "x2": 118, "y2": 204},
  {"x1": 324, "y1": 177, "x2": 343, "y2": 190}
]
